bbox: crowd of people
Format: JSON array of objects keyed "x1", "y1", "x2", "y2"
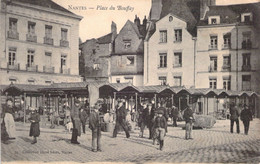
[{"x1": 0, "y1": 97, "x2": 254, "y2": 151}]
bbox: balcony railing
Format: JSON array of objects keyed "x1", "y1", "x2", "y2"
[
  {"x1": 242, "y1": 41, "x2": 252, "y2": 49},
  {"x1": 7, "y1": 63, "x2": 20, "y2": 70},
  {"x1": 222, "y1": 43, "x2": 231, "y2": 49},
  {"x1": 208, "y1": 65, "x2": 217, "y2": 72},
  {"x1": 7, "y1": 31, "x2": 19, "y2": 40},
  {"x1": 26, "y1": 33, "x2": 37, "y2": 42},
  {"x1": 242, "y1": 65, "x2": 251, "y2": 71},
  {"x1": 222, "y1": 65, "x2": 231, "y2": 72},
  {"x1": 60, "y1": 40, "x2": 69, "y2": 47},
  {"x1": 44, "y1": 37, "x2": 54, "y2": 45},
  {"x1": 173, "y1": 64, "x2": 182, "y2": 68},
  {"x1": 60, "y1": 68, "x2": 70, "y2": 74},
  {"x1": 26, "y1": 64, "x2": 38, "y2": 72},
  {"x1": 43, "y1": 66, "x2": 55, "y2": 73},
  {"x1": 208, "y1": 44, "x2": 218, "y2": 50}
]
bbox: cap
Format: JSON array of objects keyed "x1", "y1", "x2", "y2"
[{"x1": 74, "y1": 99, "x2": 80, "y2": 104}]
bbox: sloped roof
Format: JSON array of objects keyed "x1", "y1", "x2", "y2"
[
  {"x1": 127, "y1": 20, "x2": 143, "y2": 38},
  {"x1": 3, "y1": 84, "x2": 46, "y2": 95},
  {"x1": 198, "y1": 2, "x2": 260, "y2": 26},
  {"x1": 12, "y1": 0, "x2": 78, "y2": 16},
  {"x1": 97, "y1": 33, "x2": 113, "y2": 44}
]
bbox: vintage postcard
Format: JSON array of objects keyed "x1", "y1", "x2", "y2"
[{"x1": 1, "y1": 0, "x2": 260, "y2": 163}]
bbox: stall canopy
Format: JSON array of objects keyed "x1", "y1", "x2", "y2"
[{"x1": 2, "y1": 83, "x2": 45, "y2": 96}]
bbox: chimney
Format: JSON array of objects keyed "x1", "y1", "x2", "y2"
[
  {"x1": 134, "y1": 15, "x2": 140, "y2": 26},
  {"x1": 200, "y1": 0, "x2": 216, "y2": 20},
  {"x1": 143, "y1": 16, "x2": 147, "y2": 27},
  {"x1": 111, "y1": 21, "x2": 117, "y2": 41}
]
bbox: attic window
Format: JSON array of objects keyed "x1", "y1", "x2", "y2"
[
  {"x1": 208, "y1": 16, "x2": 220, "y2": 25},
  {"x1": 93, "y1": 63, "x2": 100, "y2": 70},
  {"x1": 169, "y1": 16, "x2": 173, "y2": 22},
  {"x1": 241, "y1": 13, "x2": 252, "y2": 23},
  {"x1": 124, "y1": 40, "x2": 131, "y2": 49}
]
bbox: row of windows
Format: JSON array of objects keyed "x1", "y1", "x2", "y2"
[
  {"x1": 8, "y1": 77, "x2": 52, "y2": 84},
  {"x1": 8, "y1": 48, "x2": 68, "y2": 71},
  {"x1": 8, "y1": 18, "x2": 69, "y2": 46},
  {"x1": 159, "y1": 29, "x2": 182, "y2": 43},
  {"x1": 158, "y1": 76, "x2": 182, "y2": 86},
  {"x1": 209, "y1": 75, "x2": 251, "y2": 91},
  {"x1": 209, "y1": 32, "x2": 252, "y2": 50},
  {"x1": 208, "y1": 12, "x2": 253, "y2": 25},
  {"x1": 209, "y1": 53, "x2": 251, "y2": 72},
  {"x1": 158, "y1": 52, "x2": 182, "y2": 68}
]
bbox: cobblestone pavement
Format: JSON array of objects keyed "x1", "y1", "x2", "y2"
[{"x1": 1, "y1": 119, "x2": 260, "y2": 163}]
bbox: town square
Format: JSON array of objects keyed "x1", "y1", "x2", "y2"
[{"x1": 0, "y1": 0, "x2": 260, "y2": 163}]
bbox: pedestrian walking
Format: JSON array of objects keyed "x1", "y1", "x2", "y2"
[
  {"x1": 153, "y1": 110, "x2": 167, "y2": 150},
  {"x1": 2, "y1": 98, "x2": 16, "y2": 140},
  {"x1": 113, "y1": 100, "x2": 130, "y2": 138},
  {"x1": 139, "y1": 102, "x2": 146, "y2": 138},
  {"x1": 183, "y1": 105, "x2": 194, "y2": 140},
  {"x1": 142, "y1": 103, "x2": 154, "y2": 139},
  {"x1": 240, "y1": 105, "x2": 253, "y2": 135},
  {"x1": 230, "y1": 103, "x2": 240, "y2": 134},
  {"x1": 156, "y1": 102, "x2": 168, "y2": 132},
  {"x1": 89, "y1": 104, "x2": 102, "y2": 152},
  {"x1": 28, "y1": 107, "x2": 40, "y2": 144},
  {"x1": 80, "y1": 108, "x2": 88, "y2": 134},
  {"x1": 70, "y1": 98, "x2": 81, "y2": 144},
  {"x1": 171, "y1": 105, "x2": 179, "y2": 127}
]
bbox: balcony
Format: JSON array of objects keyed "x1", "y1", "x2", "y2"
[
  {"x1": 43, "y1": 66, "x2": 55, "y2": 73},
  {"x1": 60, "y1": 40, "x2": 69, "y2": 47},
  {"x1": 222, "y1": 43, "x2": 231, "y2": 49},
  {"x1": 7, "y1": 31, "x2": 19, "y2": 40},
  {"x1": 242, "y1": 40, "x2": 252, "y2": 49},
  {"x1": 26, "y1": 64, "x2": 38, "y2": 72},
  {"x1": 26, "y1": 33, "x2": 37, "y2": 42},
  {"x1": 242, "y1": 65, "x2": 251, "y2": 71},
  {"x1": 173, "y1": 64, "x2": 182, "y2": 68},
  {"x1": 222, "y1": 65, "x2": 231, "y2": 72},
  {"x1": 44, "y1": 37, "x2": 54, "y2": 45},
  {"x1": 7, "y1": 63, "x2": 20, "y2": 70},
  {"x1": 60, "y1": 68, "x2": 70, "y2": 74},
  {"x1": 208, "y1": 44, "x2": 218, "y2": 50},
  {"x1": 208, "y1": 65, "x2": 217, "y2": 72}
]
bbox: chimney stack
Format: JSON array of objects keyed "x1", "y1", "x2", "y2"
[
  {"x1": 134, "y1": 15, "x2": 141, "y2": 26},
  {"x1": 200, "y1": 0, "x2": 216, "y2": 20}
]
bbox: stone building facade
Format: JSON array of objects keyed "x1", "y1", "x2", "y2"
[{"x1": 0, "y1": 0, "x2": 82, "y2": 85}]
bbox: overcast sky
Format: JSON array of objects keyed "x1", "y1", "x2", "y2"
[{"x1": 52, "y1": 0, "x2": 259, "y2": 42}]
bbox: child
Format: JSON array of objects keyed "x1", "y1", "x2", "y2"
[
  {"x1": 153, "y1": 110, "x2": 167, "y2": 150},
  {"x1": 89, "y1": 104, "x2": 102, "y2": 152},
  {"x1": 28, "y1": 107, "x2": 40, "y2": 144}
]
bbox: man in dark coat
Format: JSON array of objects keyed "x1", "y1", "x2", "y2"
[
  {"x1": 183, "y1": 105, "x2": 194, "y2": 140},
  {"x1": 230, "y1": 103, "x2": 240, "y2": 134},
  {"x1": 89, "y1": 104, "x2": 102, "y2": 152},
  {"x1": 70, "y1": 99, "x2": 81, "y2": 144},
  {"x1": 240, "y1": 105, "x2": 253, "y2": 135},
  {"x1": 171, "y1": 105, "x2": 179, "y2": 127},
  {"x1": 142, "y1": 103, "x2": 154, "y2": 139},
  {"x1": 80, "y1": 108, "x2": 88, "y2": 134},
  {"x1": 113, "y1": 100, "x2": 130, "y2": 138}
]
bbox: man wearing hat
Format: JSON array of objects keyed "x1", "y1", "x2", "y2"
[
  {"x1": 70, "y1": 98, "x2": 82, "y2": 144},
  {"x1": 183, "y1": 104, "x2": 194, "y2": 140},
  {"x1": 153, "y1": 110, "x2": 167, "y2": 150},
  {"x1": 171, "y1": 105, "x2": 179, "y2": 127},
  {"x1": 113, "y1": 100, "x2": 130, "y2": 138},
  {"x1": 2, "y1": 98, "x2": 16, "y2": 140},
  {"x1": 141, "y1": 103, "x2": 154, "y2": 139},
  {"x1": 89, "y1": 104, "x2": 102, "y2": 152}
]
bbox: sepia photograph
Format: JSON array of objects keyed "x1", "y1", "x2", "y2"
[{"x1": 0, "y1": 0, "x2": 260, "y2": 163}]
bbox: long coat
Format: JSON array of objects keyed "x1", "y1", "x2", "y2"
[
  {"x1": 115, "y1": 105, "x2": 127, "y2": 122},
  {"x1": 89, "y1": 111, "x2": 100, "y2": 130},
  {"x1": 71, "y1": 104, "x2": 81, "y2": 136},
  {"x1": 142, "y1": 108, "x2": 154, "y2": 127},
  {"x1": 29, "y1": 112, "x2": 40, "y2": 137},
  {"x1": 240, "y1": 109, "x2": 253, "y2": 122}
]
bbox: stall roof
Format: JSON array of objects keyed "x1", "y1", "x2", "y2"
[
  {"x1": 138, "y1": 85, "x2": 168, "y2": 93},
  {"x1": 3, "y1": 84, "x2": 46, "y2": 95}
]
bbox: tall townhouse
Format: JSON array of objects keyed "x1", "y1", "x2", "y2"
[
  {"x1": 196, "y1": 3, "x2": 260, "y2": 93},
  {"x1": 0, "y1": 0, "x2": 82, "y2": 85},
  {"x1": 79, "y1": 22, "x2": 117, "y2": 82},
  {"x1": 144, "y1": 0, "x2": 210, "y2": 87},
  {"x1": 110, "y1": 16, "x2": 147, "y2": 86}
]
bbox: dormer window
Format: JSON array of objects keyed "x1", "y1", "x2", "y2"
[
  {"x1": 208, "y1": 16, "x2": 220, "y2": 25},
  {"x1": 241, "y1": 13, "x2": 252, "y2": 23},
  {"x1": 123, "y1": 40, "x2": 131, "y2": 49}
]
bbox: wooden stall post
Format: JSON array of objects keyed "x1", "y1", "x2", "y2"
[
  {"x1": 113, "y1": 92, "x2": 116, "y2": 111},
  {"x1": 178, "y1": 97, "x2": 181, "y2": 111},
  {"x1": 171, "y1": 94, "x2": 174, "y2": 106},
  {"x1": 23, "y1": 93, "x2": 26, "y2": 124},
  {"x1": 154, "y1": 94, "x2": 157, "y2": 108},
  {"x1": 135, "y1": 93, "x2": 138, "y2": 112}
]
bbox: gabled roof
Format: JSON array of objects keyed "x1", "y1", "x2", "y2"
[
  {"x1": 198, "y1": 2, "x2": 260, "y2": 26},
  {"x1": 125, "y1": 20, "x2": 143, "y2": 38},
  {"x1": 97, "y1": 33, "x2": 114, "y2": 44},
  {"x1": 12, "y1": 0, "x2": 79, "y2": 17}
]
